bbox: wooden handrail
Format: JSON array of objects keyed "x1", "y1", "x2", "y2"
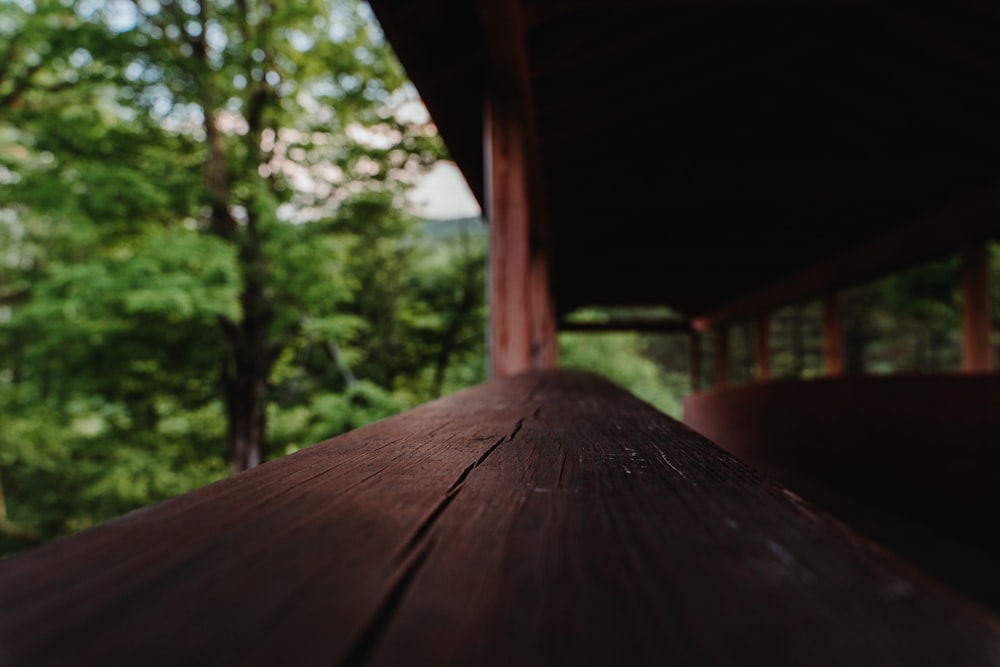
[{"x1": 0, "y1": 370, "x2": 997, "y2": 665}]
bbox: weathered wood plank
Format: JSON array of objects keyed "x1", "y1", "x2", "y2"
[
  {"x1": 0, "y1": 385, "x2": 526, "y2": 666},
  {"x1": 1, "y1": 371, "x2": 998, "y2": 666},
  {"x1": 683, "y1": 374, "x2": 1000, "y2": 611},
  {"x1": 369, "y1": 373, "x2": 1000, "y2": 665}
]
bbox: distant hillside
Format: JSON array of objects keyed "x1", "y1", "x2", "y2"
[{"x1": 420, "y1": 216, "x2": 487, "y2": 240}]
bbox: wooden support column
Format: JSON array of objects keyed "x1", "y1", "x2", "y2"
[
  {"x1": 482, "y1": 0, "x2": 556, "y2": 376},
  {"x1": 689, "y1": 331, "x2": 701, "y2": 392},
  {"x1": 715, "y1": 325, "x2": 729, "y2": 387},
  {"x1": 823, "y1": 294, "x2": 844, "y2": 376},
  {"x1": 754, "y1": 315, "x2": 771, "y2": 380},
  {"x1": 961, "y1": 241, "x2": 993, "y2": 372}
]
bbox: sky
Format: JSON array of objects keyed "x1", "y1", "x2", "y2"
[{"x1": 407, "y1": 161, "x2": 482, "y2": 220}]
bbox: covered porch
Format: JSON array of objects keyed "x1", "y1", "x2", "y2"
[{"x1": 2, "y1": 0, "x2": 1000, "y2": 663}]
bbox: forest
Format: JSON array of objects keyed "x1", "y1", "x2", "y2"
[{"x1": 1, "y1": 0, "x2": 994, "y2": 559}]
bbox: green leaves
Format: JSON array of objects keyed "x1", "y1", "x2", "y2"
[{"x1": 0, "y1": 0, "x2": 486, "y2": 556}]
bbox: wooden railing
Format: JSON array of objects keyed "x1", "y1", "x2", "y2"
[
  {"x1": 684, "y1": 373, "x2": 1000, "y2": 613},
  {"x1": 1, "y1": 370, "x2": 998, "y2": 665}
]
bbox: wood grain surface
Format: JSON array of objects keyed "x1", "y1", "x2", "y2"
[{"x1": 1, "y1": 370, "x2": 998, "y2": 666}]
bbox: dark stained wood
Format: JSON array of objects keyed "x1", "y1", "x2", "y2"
[
  {"x1": 2, "y1": 370, "x2": 998, "y2": 665},
  {"x1": 683, "y1": 374, "x2": 1000, "y2": 610},
  {"x1": 961, "y1": 241, "x2": 993, "y2": 372},
  {"x1": 485, "y1": 97, "x2": 555, "y2": 374},
  {"x1": 482, "y1": 0, "x2": 556, "y2": 375},
  {"x1": 822, "y1": 294, "x2": 844, "y2": 376},
  {"x1": 530, "y1": 249, "x2": 558, "y2": 368},
  {"x1": 484, "y1": 94, "x2": 529, "y2": 376},
  {"x1": 755, "y1": 315, "x2": 771, "y2": 379},
  {"x1": 684, "y1": 374, "x2": 1000, "y2": 512}
]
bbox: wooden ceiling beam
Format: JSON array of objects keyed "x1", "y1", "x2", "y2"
[{"x1": 692, "y1": 179, "x2": 1000, "y2": 330}]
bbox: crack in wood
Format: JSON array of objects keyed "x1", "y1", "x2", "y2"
[
  {"x1": 557, "y1": 451, "x2": 568, "y2": 489},
  {"x1": 394, "y1": 417, "x2": 526, "y2": 565},
  {"x1": 339, "y1": 540, "x2": 433, "y2": 667},
  {"x1": 448, "y1": 416, "x2": 526, "y2": 495},
  {"x1": 347, "y1": 416, "x2": 529, "y2": 666}
]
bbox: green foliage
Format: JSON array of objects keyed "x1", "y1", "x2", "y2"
[
  {"x1": 269, "y1": 381, "x2": 407, "y2": 456},
  {"x1": 559, "y1": 332, "x2": 688, "y2": 419},
  {"x1": 842, "y1": 256, "x2": 961, "y2": 374},
  {"x1": 0, "y1": 0, "x2": 486, "y2": 557}
]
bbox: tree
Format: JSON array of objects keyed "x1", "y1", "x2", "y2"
[
  {"x1": 2, "y1": 0, "x2": 445, "y2": 471},
  {"x1": 1, "y1": 0, "x2": 487, "y2": 553}
]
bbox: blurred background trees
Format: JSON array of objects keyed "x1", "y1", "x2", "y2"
[{"x1": 0, "y1": 0, "x2": 483, "y2": 554}]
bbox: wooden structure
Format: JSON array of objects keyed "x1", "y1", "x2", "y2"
[
  {"x1": 2, "y1": 372, "x2": 999, "y2": 665},
  {"x1": 3, "y1": 1, "x2": 1000, "y2": 664}
]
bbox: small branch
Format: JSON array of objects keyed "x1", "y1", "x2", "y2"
[{"x1": 326, "y1": 341, "x2": 357, "y2": 388}]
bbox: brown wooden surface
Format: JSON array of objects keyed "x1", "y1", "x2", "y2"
[
  {"x1": 484, "y1": 96, "x2": 556, "y2": 376},
  {"x1": 485, "y1": 96, "x2": 532, "y2": 376},
  {"x1": 683, "y1": 374, "x2": 1000, "y2": 611},
  {"x1": 1, "y1": 371, "x2": 998, "y2": 666},
  {"x1": 961, "y1": 241, "x2": 993, "y2": 372},
  {"x1": 483, "y1": 0, "x2": 556, "y2": 375}
]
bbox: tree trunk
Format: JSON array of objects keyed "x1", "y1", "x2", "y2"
[
  {"x1": 223, "y1": 228, "x2": 273, "y2": 473},
  {"x1": 195, "y1": 0, "x2": 276, "y2": 473},
  {"x1": 226, "y1": 372, "x2": 267, "y2": 472}
]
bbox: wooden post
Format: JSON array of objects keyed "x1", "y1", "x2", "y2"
[
  {"x1": 482, "y1": 0, "x2": 556, "y2": 377},
  {"x1": 689, "y1": 331, "x2": 701, "y2": 392},
  {"x1": 486, "y1": 99, "x2": 556, "y2": 376},
  {"x1": 823, "y1": 294, "x2": 844, "y2": 376},
  {"x1": 961, "y1": 241, "x2": 993, "y2": 372},
  {"x1": 529, "y1": 249, "x2": 558, "y2": 369},
  {"x1": 715, "y1": 325, "x2": 729, "y2": 387},
  {"x1": 754, "y1": 315, "x2": 771, "y2": 380}
]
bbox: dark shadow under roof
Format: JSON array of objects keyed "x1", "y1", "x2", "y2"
[{"x1": 370, "y1": 0, "x2": 1000, "y2": 320}]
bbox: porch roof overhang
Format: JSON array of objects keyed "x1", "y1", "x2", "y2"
[{"x1": 368, "y1": 0, "x2": 1000, "y2": 324}]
